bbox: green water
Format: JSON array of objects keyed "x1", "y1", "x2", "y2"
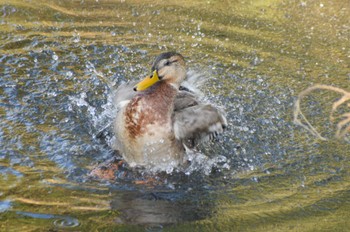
[{"x1": 1, "y1": 0, "x2": 349, "y2": 231}]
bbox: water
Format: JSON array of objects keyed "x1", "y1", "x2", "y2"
[{"x1": 1, "y1": 0, "x2": 350, "y2": 231}]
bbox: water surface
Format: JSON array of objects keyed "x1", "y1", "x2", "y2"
[{"x1": 1, "y1": 0, "x2": 350, "y2": 231}]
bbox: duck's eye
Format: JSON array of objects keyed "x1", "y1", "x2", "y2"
[{"x1": 164, "y1": 60, "x2": 170, "y2": 66}]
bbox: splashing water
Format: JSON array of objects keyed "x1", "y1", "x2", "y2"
[{"x1": 68, "y1": 66, "x2": 232, "y2": 176}]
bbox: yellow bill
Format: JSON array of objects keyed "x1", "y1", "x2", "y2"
[{"x1": 133, "y1": 70, "x2": 160, "y2": 91}]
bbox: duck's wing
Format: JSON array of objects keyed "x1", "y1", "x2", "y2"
[
  {"x1": 174, "y1": 89, "x2": 199, "y2": 111},
  {"x1": 113, "y1": 81, "x2": 138, "y2": 109},
  {"x1": 96, "y1": 82, "x2": 137, "y2": 140},
  {"x1": 173, "y1": 93, "x2": 227, "y2": 146}
]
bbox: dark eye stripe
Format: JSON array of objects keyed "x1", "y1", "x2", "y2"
[{"x1": 165, "y1": 59, "x2": 178, "y2": 66}]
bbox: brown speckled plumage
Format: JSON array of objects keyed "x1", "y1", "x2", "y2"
[{"x1": 125, "y1": 82, "x2": 177, "y2": 139}]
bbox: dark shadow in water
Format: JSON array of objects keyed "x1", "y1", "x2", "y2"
[{"x1": 110, "y1": 189, "x2": 214, "y2": 226}]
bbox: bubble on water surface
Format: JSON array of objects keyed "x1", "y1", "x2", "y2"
[
  {"x1": 53, "y1": 217, "x2": 80, "y2": 228},
  {"x1": 16, "y1": 211, "x2": 80, "y2": 228}
]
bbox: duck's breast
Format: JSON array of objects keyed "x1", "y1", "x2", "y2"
[{"x1": 114, "y1": 82, "x2": 184, "y2": 167}]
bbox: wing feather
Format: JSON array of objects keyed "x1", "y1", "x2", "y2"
[{"x1": 173, "y1": 104, "x2": 227, "y2": 145}]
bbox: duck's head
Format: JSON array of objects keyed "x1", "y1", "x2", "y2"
[{"x1": 134, "y1": 52, "x2": 186, "y2": 91}]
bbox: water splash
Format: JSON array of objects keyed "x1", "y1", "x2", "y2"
[
  {"x1": 185, "y1": 152, "x2": 229, "y2": 175},
  {"x1": 1, "y1": 41, "x2": 294, "y2": 183}
]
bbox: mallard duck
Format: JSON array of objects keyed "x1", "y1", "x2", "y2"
[{"x1": 113, "y1": 52, "x2": 227, "y2": 172}]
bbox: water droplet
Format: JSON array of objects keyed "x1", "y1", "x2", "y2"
[
  {"x1": 250, "y1": 56, "x2": 263, "y2": 66},
  {"x1": 167, "y1": 183, "x2": 175, "y2": 190},
  {"x1": 73, "y1": 37, "x2": 80, "y2": 43},
  {"x1": 72, "y1": 30, "x2": 81, "y2": 43},
  {"x1": 66, "y1": 71, "x2": 73, "y2": 78}
]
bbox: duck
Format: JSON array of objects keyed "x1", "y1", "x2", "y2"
[{"x1": 112, "y1": 52, "x2": 227, "y2": 172}]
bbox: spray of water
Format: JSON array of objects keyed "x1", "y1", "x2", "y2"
[{"x1": 69, "y1": 64, "x2": 230, "y2": 177}]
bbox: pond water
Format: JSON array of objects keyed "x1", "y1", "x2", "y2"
[{"x1": 1, "y1": 0, "x2": 349, "y2": 231}]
